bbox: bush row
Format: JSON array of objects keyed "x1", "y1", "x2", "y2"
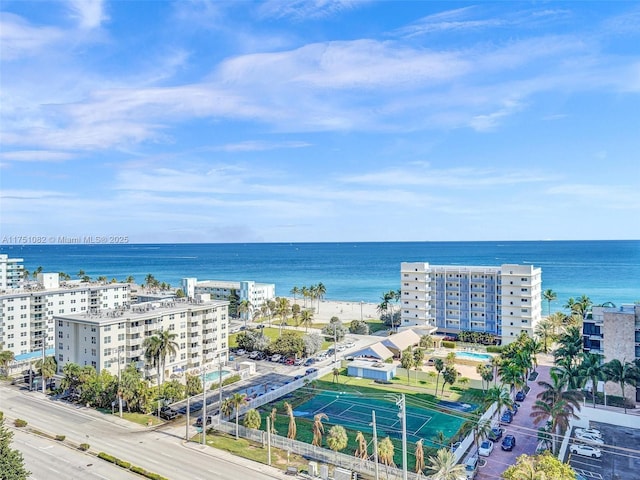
[
  {"x1": 220, "y1": 374, "x2": 241, "y2": 387},
  {"x1": 442, "y1": 341, "x2": 456, "y2": 349},
  {"x1": 14, "y1": 418, "x2": 27, "y2": 427},
  {"x1": 97, "y1": 452, "x2": 169, "y2": 480}
]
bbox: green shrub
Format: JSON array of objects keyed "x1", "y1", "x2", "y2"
[
  {"x1": 79, "y1": 443, "x2": 90, "y2": 451},
  {"x1": 442, "y1": 341, "x2": 456, "y2": 349},
  {"x1": 220, "y1": 374, "x2": 241, "y2": 387},
  {"x1": 384, "y1": 358, "x2": 393, "y2": 363},
  {"x1": 55, "y1": 434, "x2": 66, "y2": 441},
  {"x1": 115, "y1": 459, "x2": 131, "y2": 469},
  {"x1": 129, "y1": 465, "x2": 147, "y2": 475},
  {"x1": 98, "y1": 452, "x2": 116, "y2": 463},
  {"x1": 486, "y1": 346, "x2": 503, "y2": 353},
  {"x1": 0, "y1": 411, "x2": 4, "y2": 421},
  {"x1": 14, "y1": 418, "x2": 27, "y2": 427}
]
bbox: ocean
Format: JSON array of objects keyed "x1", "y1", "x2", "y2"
[{"x1": 1, "y1": 241, "x2": 638, "y2": 310}]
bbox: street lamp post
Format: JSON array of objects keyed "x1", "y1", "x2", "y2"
[
  {"x1": 201, "y1": 367, "x2": 207, "y2": 445},
  {"x1": 41, "y1": 341, "x2": 46, "y2": 394},
  {"x1": 117, "y1": 346, "x2": 123, "y2": 418}
]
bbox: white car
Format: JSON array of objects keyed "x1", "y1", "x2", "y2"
[
  {"x1": 576, "y1": 432, "x2": 604, "y2": 445},
  {"x1": 344, "y1": 341, "x2": 356, "y2": 348},
  {"x1": 478, "y1": 440, "x2": 494, "y2": 457},
  {"x1": 570, "y1": 444, "x2": 602, "y2": 458},
  {"x1": 575, "y1": 428, "x2": 602, "y2": 438}
]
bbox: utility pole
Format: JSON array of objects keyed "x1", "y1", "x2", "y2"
[
  {"x1": 218, "y1": 359, "x2": 223, "y2": 425},
  {"x1": 117, "y1": 346, "x2": 123, "y2": 418},
  {"x1": 41, "y1": 342, "x2": 46, "y2": 394},
  {"x1": 333, "y1": 323, "x2": 338, "y2": 364},
  {"x1": 201, "y1": 367, "x2": 207, "y2": 445},
  {"x1": 396, "y1": 395, "x2": 408, "y2": 480},
  {"x1": 266, "y1": 416, "x2": 272, "y2": 466},
  {"x1": 185, "y1": 395, "x2": 190, "y2": 442},
  {"x1": 372, "y1": 411, "x2": 379, "y2": 480}
]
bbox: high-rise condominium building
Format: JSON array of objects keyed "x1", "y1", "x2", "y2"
[
  {"x1": 54, "y1": 295, "x2": 229, "y2": 379},
  {"x1": 400, "y1": 262, "x2": 542, "y2": 344},
  {"x1": 0, "y1": 271, "x2": 129, "y2": 357},
  {"x1": 0, "y1": 254, "x2": 24, "y2": 291}
]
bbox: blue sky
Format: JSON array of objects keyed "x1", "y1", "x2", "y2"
[{"x1": 1, "y1": 1, "x2": 639, "y2": 243}]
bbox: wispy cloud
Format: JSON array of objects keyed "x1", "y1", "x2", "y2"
[
  {"x1": 0, "y1": 150, "x2": 75, "y2": 162},
  {"x1": 258, "y1": 0, "x2": 365, "y2": 20},
  {"x1": 66, "y1": 0, "x2": 108, "y2": 30},
  {"x1": 215, "y1": 141, "x2": 312, "y2": 152},
  {"x1": 0, "y1": 12, "x2": 64, "y2": 60}
]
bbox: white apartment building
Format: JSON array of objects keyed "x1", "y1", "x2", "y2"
[
  {"x1": 182, "y1": 278, "x2": 275, "y2": 319},
  {"x1": 54, "y1": 295, "x2": 229, "y2": 379},
  {"x1": 401, "y1": 262, "x2": 542, "y2": 345},
  {"x1": 0, "y1": 272, "x2": 129, "y2": 357},
  {"x1": 0, "y1": 254, "x2": 24, "y2": 291}
]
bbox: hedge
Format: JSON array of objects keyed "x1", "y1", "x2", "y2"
[
  {"x1": 442, "y1": 341, "x2": 456, "y2": 349},
  {"x1": 486, "y1": 346, "x2": 503, "y2": 353},
  {"x1": 79, "y1": 443, "x2": 90, "y2": 451},
  {"x1": 14, "y1": 419, "x2": 27, "y2": 427},
  {"x1": 98, "y1": 452, "x2": 116, "y2": 463},
  {"x1": 0, "y1": 411, "x2": 4, "y2": 421},
  {"x1": 116, "y1": 459, "x2": 131, "y2": 469},
  {"x1": 55, "y1": 435, "x2": 66, "y2": 441},
  {"x1": 220, "y1": 374, "x2": 241, "y2": 387}
]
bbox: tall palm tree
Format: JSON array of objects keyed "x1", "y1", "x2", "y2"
[
  {"x1": 237, "y1": 300, "x2": 252, "y2": 328},
  {"x1": 413, "y1": 348, "x2": 425, "y2": 384},
  {"x1": 300, "y1": 309, "x2": 313, "y2": 332},
  {"x1": 498, "y1": 362, "x2": 525, "y2": 395},
  {"x1": 536, "y1": 370, "x2": 582, "y2": 407},
  {"x1": 534, "y1": 318, "x2": 555, "y2": 353},
  {"x1": 230, "y1": 392, "x2": 248, "y2": 439},
  {"x1": 275, "y1": 297, "x2": 290, "y2": 336},
  {"x1": 489, "y1": 355, "x2": 502, "y2": 386},
  {"x1": 284, "y1": 401, "x2": 297, "y2": 439},
  {"x1": 290, "y1": 286, "x2": 300, "y2": 303},
  {"x1": 401, "y1": 349, "x2": 414, "y2": 384},
  {"x1": 315, "y1": 283, "x2": 326, "y2": 313},
  {"x1": 143, "y1": 330, "x2": 178, "y2": 416},
  {"x1": 434, "y1": 358, "x2": 445, "y2": 397},
  {"x1": 578, "y1": 352, "x2": 604, "y2": 408},
  {"x1": 483, "y1": 386, "x2": 513, "y2": 418},
  {"x1": 377, "y1": 436, "x2": 396, "y2": 480},
  {"x1": 530, "y1": 397, "x2": 579, "y2": 454},
  {"x1": 221, "y1": 398, "x2": 234, "y2": 420},
  {"x1": 326, "y1": 425, "x2": 348, "y2": 458},
  {"x1": 426, "y1": 448, "x2": 465, "y2": 480},
  {"x1": 415, "y1": 439, "x2": 425, "y2": 476},
  {"x1": 354, "y1": 431, "x2": 368, "y2": 460},
  {"x1": 554, "y1": 326, "x2": 583, "y2": 368},
  {"x1": 603, "y1": 359, "x2": 638, "y2": 413},
  {"x1": 542, "y1": 289, "x2": 557, "y2": 317},
  {"x1": 461, "y1": 416, "x2": 493, "y2": 457},
  {"x1": 35, "y1": 356, "x2": 57, "y2": 390},
  {"x1": 311, "y1": 413, "x2": 328, "y2": 446}
]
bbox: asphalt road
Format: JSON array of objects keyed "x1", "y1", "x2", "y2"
[
  {"x1": 1, "y1": 384, "x2": 289, "y2": 480},
  {"x1": 11, "y1": 427, "x2": 140, "y2": 480}
]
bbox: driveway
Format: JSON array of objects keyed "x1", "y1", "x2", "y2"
[{"x1": 477, "y1": 365, "x2": 552, "y2": 479}]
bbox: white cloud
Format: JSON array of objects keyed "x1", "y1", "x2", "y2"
[
  {"x1": 66, "y1": 0, "x2": 108, "y2": 30},
  {"x1": 258, "y1": 0, "x2": 365, "y2": 20},
  {"x1": 0, "y1": 150, "x2": 75, "y2": 162},
  {"x1": 0, "y1": 12, "x2": 64, "y2": 60}
]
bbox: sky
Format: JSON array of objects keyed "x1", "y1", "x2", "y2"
[{"x1": 1, "y1": 1, "x2": 639, "y2": 244}]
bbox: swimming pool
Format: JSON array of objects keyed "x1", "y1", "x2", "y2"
[
  {"x1": 455, "y1": 351, "x2": 493, "y2": 362},
  {"x1": 204, "y1": 370, "x2": 231, "y2": 383}
]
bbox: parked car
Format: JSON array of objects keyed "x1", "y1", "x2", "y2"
[
  {"x1": 576, "y1": 432, "x2": 604, "y2": 445},
  {"x1": 195, "y1": 414, "x2": 216, "y2": 427},
  {"x1": 464, "y1": 455, "x2": 478, "y2": 479},
  {"x1": 305, "y1": 368, "x2": 318, "y2": 375},
  {"x1": 501, "y1": 434, "x2": 516, "y2": 451},
  {"x1": 570, "y1": 444, "x2": 601, "y2": 458},
  {"x1": 487, "y1": 427, "x2": 503, "y2": 441},
  {"x1": 270, "y1": 354, "x2": 282, "y2": 362},
  {"x1": 344, "y1": 341, "x2": 356, "y2": 348},
  {"x1": 304, "y1": 358, "x2": 316, "y2": 366},
  {"x1": 284, "y1": 357, "x2": 295, "y2": 366},
  {"x1": 248, "y1": 351, "x2": 260, "y2": 359},
  {"x1": 515, "y1": 390, "x2": 526, "y2": 401},
  {"x1": 478, "y1": 440, "x2": 494, "y2": 457},
  {"x1": 294, "y1": 358, "x2": 305, "y2": 366},
  {"x1": 575, "y1": 428, "x2": 602, "y2": 438},
  {"x1": 158, "y1": 406, "x2": 179, "y2": 420},
  {"x1": 500, "y1": 411, "x2": 513, "y2": 423},
  {"x1": 236, "y1": 349, "x2": 246, "y2": 355},
  {"x1": 508, "y1": 403, "x2": 519, "y2": 415}
]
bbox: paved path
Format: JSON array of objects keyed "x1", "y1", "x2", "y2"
[{"x1": 477, "y1": 365, "x2": 551, "y2": 479}]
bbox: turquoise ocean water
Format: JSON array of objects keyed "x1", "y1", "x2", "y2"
[{"x1": 2, "y1": 241, "x2": 638, "y2": 311}]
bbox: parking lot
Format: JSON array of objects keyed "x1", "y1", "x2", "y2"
[{"x1": 567, "y1": 421, "x2": 640, "y2": 480}]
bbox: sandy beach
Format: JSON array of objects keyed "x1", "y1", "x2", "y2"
[{"x1": 285, "y1": 297, "x2": 380, "y2": 324}]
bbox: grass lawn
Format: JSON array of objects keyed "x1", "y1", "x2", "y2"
[
  {"x1": 198, "y1": 432, "x2": 309, "y2": 473},
  {"x1": 364, "y1": 318, "x2": 389, "y2": 333},
  {"x1": 230, "y1": 327, "x2": 332, "y2": 351},
  {"x1": 117, "y1": 412, "x2": 163, "y2": 427}
]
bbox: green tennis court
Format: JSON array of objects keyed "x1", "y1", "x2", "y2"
[{"x1": 293, "y1": 391, "x2": 464, "y2": 444}]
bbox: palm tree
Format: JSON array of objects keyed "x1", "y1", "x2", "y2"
[
  {"x1": 243, "y1": 408, "x2": 261, "y2": 429},
  {"x1": 0, "y1": 349, "x2": 15, "y2": 376},
  {"x1": 120, "y1": 362, "x2": 143, "y2": 412},
  {"x1": 401, "y1": 349, "x2": 414, "y2": 384},
  {"x1": 554, "y1": 326, "x2": 583, "y2": 368},
  {"x1": 354, "y1": 431, "x2": 368, "y2": 459},
  {"x1": 415, "y1": 439, "x2": 425, "y2": 476},
  {"x1": 413, "y1": 348, "x2": 425, "y2": 384},
  {"x1": 230, "y1": 392, "x2": 248, "y2": 439},
  {"x1": 483, "y1": 385, "x2": 513, "y2": 418},
  {"x1": 434, "y1": 358, "x2": 444, "y2": 397},
  {"x1": 542, "y1": 289, "x2": 557, "y2": 316},
  {"x1": 537, "y1": 370, "x2": 582, "y2": 406},
  {"x1": 489, "y1": 355, "x2": 502, "y2": 386},
  {"x1": 461, "y1": 416, "x2": 493, "y2": 457},
  {"x1": 426, "y1": 448, "x2": 465, "y2": 480},
  {"x1": 143, "y1": 330, "x2": 178, "y2": 416},
  {"x1": 221, "y1": 398, "x2": 234, "y2": 420},
  {"x1": 315, "y1": 283, "x2": 326, "y2": 313},
  {"x1": 530, "y1": 397, "x2": 579, "y2": 454},
  {"x1": 311, "y1": 413, "x2": 328, "y2": 446},
  {"x1": 269, "y1": 407, "x2": 278, "y2": 435},
  {"x1": 35, "y1": 356, "x2": 57, "y2": 390},
  {"x1": 534, "y1": 318, "x2": 555, "y2": 353},
  {"x1": 326, "y1": 425, "x2": 348, "y2": 458},
  {"x1": 603, "y1": 359, "x2": 638, "y2": 413},
  {"x1": 377, "y1": 436, "x2": 395, "y2": 480},
  {"x1": 237, "y1": 300, "x2": 252, "y2": 328},
  {"x1": 300, "y1": 309, "x2": 313, "y2": 332},
  {"x1": 498, "y1": 362, "x2": 525, "y2": 395},
  {"x1": 275, "y1": 297, "x2": 290, "y2": 336},
  {"x1": 578, "y1": 352, "x2": 604, "y2": 408},
  {"x1": 284, "y1": 402, "x2": 297, "y2": 439},
  {"x1": 290, "y1": 286, "x2": 300, "y2": 303}
]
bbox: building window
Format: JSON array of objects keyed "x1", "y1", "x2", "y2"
[
  {"x1": 58, "y1": 354, "x2": 63, "y2": 361},
  {"x1": 104, "y1": 336, "x2": 111, "y2": 344},
  {"x1": 58, "y1": 331, "x2": 63, "y2": 338},
  {"x1": 91, "y1": 349, "x2": 96, "y2": 356}
]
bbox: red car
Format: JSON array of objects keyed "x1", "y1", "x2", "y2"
[{"x1": 285, "y1": 357, "x2": 295, "y2": 365}]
